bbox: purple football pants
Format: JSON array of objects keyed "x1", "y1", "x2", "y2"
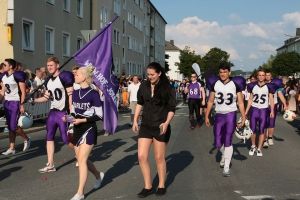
[
  {"x1": 46, "y1": 109, "x2": 69, "y2": 144},
  {"x1": 213, "y1": 111, "x2": 236, "y2": 148},
  {"x1": 4, "y1": 100, "x2": 20, "y2": 131},
  {"x1": 250, "y1": 107, "x2": 268, "y2": 134}
]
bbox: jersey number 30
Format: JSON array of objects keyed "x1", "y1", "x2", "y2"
[
  {"x1": 216, "y1": 92, "x2": 233, "y2": 105},
  {"x1": 48, "y1": 89, "x2": 63, "y2": 101}
]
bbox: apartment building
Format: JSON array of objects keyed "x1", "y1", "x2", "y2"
[
  {"x1": 277, "y1": 28, "x2": 300, "y2": 54},
  {"x1": 165, "y1": 40, "x2": 183, "y2": 81},
  {"x1": 0, "y1": 0, "x2": 90, "y2": 71},
  {"x1": 91, "y1": 0, "x2": 167, "y2": 78}
]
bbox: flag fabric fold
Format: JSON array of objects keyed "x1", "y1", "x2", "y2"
[{"x1": 73, "y1": 17, "x2": 119, "y2": 134}]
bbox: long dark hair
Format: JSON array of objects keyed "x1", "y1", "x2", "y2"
[{"x1": 147, "y1": 62, "x2": 170, "y2": 104}]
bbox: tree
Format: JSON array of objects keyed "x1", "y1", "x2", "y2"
[
  {"x1": 202, "y1": 47, "x2": 234, "y2": 74},
  {"x1": 175, "y1": 46, "x2": 203, "y2": 78},
  {"x1": 260, "y1": 54, "x2": 275, "y2": 70},
  {"x1": 272, "y1": 51, "x2": 300, "y2": 77}
]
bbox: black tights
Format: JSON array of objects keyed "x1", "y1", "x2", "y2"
[{"x1": 188, "y1": 98, "x2": 201, "y2": 126}]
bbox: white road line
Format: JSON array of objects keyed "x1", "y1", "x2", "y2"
[{"x1": 241, "y1": 195, "x2": 274, "y2": 199}]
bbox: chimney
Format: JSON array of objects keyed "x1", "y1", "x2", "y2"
[
  {"x1": 170, "y1": 40, "x2": 174, "y2": 45},
  {"x1": 296, "y1": 28, "x2": 300, "y2": 36}
]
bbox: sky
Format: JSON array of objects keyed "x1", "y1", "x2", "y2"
[{"x1": 150, "y1": 0, "x2": 300, "y2": 72}]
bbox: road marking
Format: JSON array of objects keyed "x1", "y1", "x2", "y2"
[
  {"x1": 234, "y1": 190, "x2": 243, "y2": 194},
  {"x1": 241, "y1": 195, "x2": 274, "y2": 199}
]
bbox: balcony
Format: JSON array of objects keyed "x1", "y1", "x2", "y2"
[
  {"x1": 150, "y1": 19, "x2": 154, "y2": 28},
  {"x1": 150, "y1": 38, "x2": 154, "y2": 46}
]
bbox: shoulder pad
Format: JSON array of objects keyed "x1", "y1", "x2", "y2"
[
  {"x1": 267, "y1": 83, "x2": 277, "y2": 94},
  {"x1": 271, "y1": 78, "x2": 283, "y2": 88},
  {"x1": 14, "y1": 71, "x2": 26, "y2": 82},
  {"x1": 207, "y1": 76, "x2": 220, "y2": 91},
  {"x1": 232, "y1": 76, "x2": 246, "y2": 91},
  {"x1": 247, "y1": 82, "x2": 257, "y2": 93}
]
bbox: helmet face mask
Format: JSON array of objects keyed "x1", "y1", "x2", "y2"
[{"x1": 235, "y1": 117, "x2": 253, "y2": 143}]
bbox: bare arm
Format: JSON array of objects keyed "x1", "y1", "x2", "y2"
[
  {"x1": 205, "y1": 91, "x2": 215, "y2": 126},
  {"x1": 277, "y1": 90, "x2": 287, "y2": 110},
  {"x1": 237, "y1": 92, "x2": 246, "y2": 127},
  {"x1": 245, "y1": 93, "x2": 253, "y2": 115},
  {"x1": 0, "y1": 82, "x2": 5, "y2": 103},
  {"x1": 132, "y1": 104, "x2": 143, "y2": 133},
  {"x1": 269, "y1": 93, "x2": 274, "y2": 118},
  {"x1": 66, "y1": 86, "x2": 74, "y2": 113},
  {"x1": 201, "y1": 87, "x2": 206, "y2": 105}
]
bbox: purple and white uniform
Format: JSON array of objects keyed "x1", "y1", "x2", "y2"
[
  {"x1": 187, "y1": 81, "x2": 203, "y2": 124},
  {"x1": 44, "y1": 71, "x2": 74, "y2": 144},
  {"x1": 266, "y1": 78, "x2": 283, "y2": 128},
  {"x1": 207, "y1": 76, "x2": 246, "y2": 148},
  {"x1": 0, "y1": 71, "x2": 26, "y2": 131},
  {"x1": 71, "y1": 87, "x2": 103, "y2": 146},
  {"x1": 247, "y1": 82, "x2": 276, "y2": 134}
]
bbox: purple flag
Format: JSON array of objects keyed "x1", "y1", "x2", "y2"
[{"x1": 73, "y1": 17, "x2": 119, "y2": 134}]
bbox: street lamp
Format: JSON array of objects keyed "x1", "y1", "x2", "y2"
[{"x1": 284, "y1": 33, "x2": 300, "y2": 38}]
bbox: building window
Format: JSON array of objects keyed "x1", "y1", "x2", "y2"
[
  {"x1": 114, "y1": 58, "x2": 120, "y2": 75},
  {"x1": 128, "y1": 10, "x2": 133, "y2": 24},
  {"x1": 127, "y1": 62, "x2": 132, "y2": 74},
  {"x1": 100, "y1": 6, "x2": 108, "y2": 29},
  {"x1": 45, "y1": 26, "x2": 54, "y2": 54},
  {"x1": 77, "y1": 37, "x2": 83, "y2": 51},
  {"x1": 139, "y1": 0, "x2": 143, "y2": 9},
  {"x1": 62, "y1": 32, "x2": 70, "y2": 57},
  {"x1": 22, "y1": 18, "x2": 34, "y2": 51},
  {"x1": 113, "y1": 29, "x2": 120, "y2": 45},
  {"x1": 122, "y1": 47, "x2": 125, "y2": 64},
  {"x1": 123, "y1": 20, "x2": 126, "y2": 36},
  {"x1": 128, "y1": 36, "x2": 132, "y2": 50},
  {"x1": 123, "y1": 0, "x2": 126, "y2": 10},
  {"x1": 46, "y1": 0, "x2": 54, "y2": 5},
  {"x1": 114, "y1": 0, "x2": 121, "y2": 16},
  {"x1": 77, "y1": 0, "x2": 83, "y2": 18},
  {"x1": 63, "y1": 0, "x2": 70, "y2": 12},
  {"x1": 134, "y1": 0, "x2": 138, "y2": 5}
]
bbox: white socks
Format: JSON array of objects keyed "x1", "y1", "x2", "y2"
[
  {"x1": 224, "y1": 145, "x2": 233, "y2": 168},
  {"x1": 219, "y1": 145, "x2": 225, "y2": 155}
]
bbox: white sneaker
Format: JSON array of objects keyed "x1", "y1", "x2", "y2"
[
  {"x1": 263, "y1": 140, "x2": 269, "y2": 148},
  {"x1": 256, "y1": 149, "x2": 263, "y2": 157},
  {"x1": 38, "y1": 163, "x2": 56, "y2": 173},
  {"x1": 219, "y1": 156, "x2": 225, "y2": 167},
  {"x1": 23, "y1": 137, "x2": 32, "y2": 151},
  {"x1": 223, "y1": 167, "x2": 230, "y2": 177},
  {"x1": 94, "y1": 172, "x2": 105, "y2": 189},
  {"x1": 70, "y1": 194, "x2": 84, "y2": 200},
  {"x1": 249, "y1": 146, "x2": 257, "y2": 156},
  {"x1": 2, "y1": 148, "x2": 15, "y2": 155},
  {"x1": 268, "y1": 138, "x2": 274, "y2": 146}
]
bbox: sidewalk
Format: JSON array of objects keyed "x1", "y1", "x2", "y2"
[{"x1": 0, "y1": 119, "x2": 46, "y2": 140}]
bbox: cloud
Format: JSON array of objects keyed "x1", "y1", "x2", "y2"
[
  {"x1": 165, "y1": 12, "x2": 299, "y2": 70},
  {"x1": 229, "y1": 13, "x2": 241, "y2": 23}
]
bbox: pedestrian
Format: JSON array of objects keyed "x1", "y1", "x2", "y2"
[
  {"x1": 245, "y1": 69, "x2": 276, "y2": 157},
  {"x1": 63, "y1": 66, "x2": 104, "y2": 200},
  {"x1": 132, "y1": 62, "x2": 176, "y2": 198},
  {"x1": 32, "y1": 57, "x2": 75, "y2": 173},
  {"x1": 263, "y1": 70, "x2": 286, "y2": 148},
  {"x1": 287, "y1": 85, "x2": 297, "y2": 112},
  {"x1": 33, "y1": 70, "x2": 43, "y2": 89},
  {"x1": 121, "y1": 87, "x2": 129, "y2": 112},
  {"x1": 184, "y1": 73, "x2": 205, "y2": 130},
  {"x1": 24, "y1": 69, "x2": 33, "y2": 94},
  {"x1": 128, "y1": 75, "x2": 141, "y2": 126},
  {"x1": 205, "y1": 63, "x2": 246, "y2": 177},
  {"x1": 0, "y1": 58, "x2": 32, "y2": 155},
  {"x1": 179, "y1": 79, "x2": 187, "y2": 105}
]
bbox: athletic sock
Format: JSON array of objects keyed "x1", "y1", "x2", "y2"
[
  {"x1": 224, "y1": 145, "x2": 233, "y2": 168},
  {"x1": 219, "y1": 145, "x2": 225, "y2": 156},
  {"x1": 268, "y1": 137, "x2": 273, "y2": 139}
]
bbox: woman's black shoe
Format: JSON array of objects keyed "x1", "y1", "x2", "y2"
[
  {"x1": 155, "y1": 188, "x2": 166, "y2": 196},
  {"x1": 137, "y1": 188, "x2": 154, "y2": 198}
]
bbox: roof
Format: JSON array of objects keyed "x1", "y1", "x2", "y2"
[
  {"x1": 148, "y1": 0, "x2": 167, "y2": 24},
  {"x1": 165, "y1": 40, "x2": 181, "y2": 51}
]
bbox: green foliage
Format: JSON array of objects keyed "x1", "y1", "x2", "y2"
[
  {"x1": 271, "y1": 51, "x2": 300, "y2": 76},
  {"x1": 202, "y1": 47, "x2": 234, "y2": 74},
  {"x1": 175, "y1": 46, "x2": 203, "y2": 77}
]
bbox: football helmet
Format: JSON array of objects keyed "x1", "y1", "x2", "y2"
[
  {"x1": 18, "y1": 111, "x2": 33, "y2": 129},
  {"x1": 283, "y1": 110, "x2": 296, "y2": 122},
  {"x1": 235, "y1": 117, "x2": 253, "y2": 143}
]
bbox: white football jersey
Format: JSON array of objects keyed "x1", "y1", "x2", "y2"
[
  {"x1": 0, "y1": 71, "x2": 26, "y2": 101},
  {"x1": 212, "y1": 80, "x2": 239, "y2": 114},
  {"x1": 44, "y1": 71, "x2": 74, "y2": 111},
  {"x1": 251, "y1": 84, "x2": 270, "y2": 109}
]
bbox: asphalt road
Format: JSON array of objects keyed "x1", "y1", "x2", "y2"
[{"x1": 0, "y1": 104, "x2": 300, "y2": 200}]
